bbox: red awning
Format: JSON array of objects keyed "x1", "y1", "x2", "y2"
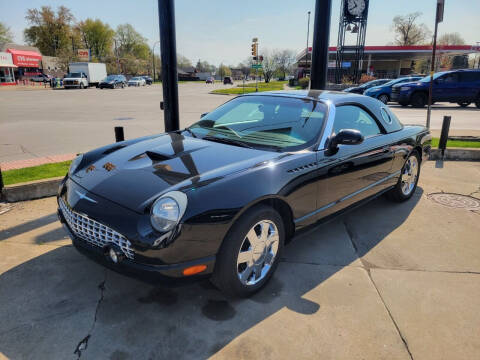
[{"x1": 7, "y1": 49, "x2": 42, "y2": 67}]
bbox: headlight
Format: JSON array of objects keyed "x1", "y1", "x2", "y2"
[
  {"x1": 400, "y1": 87, "x2": 410, "y2": 91},
  {"x1": 69, "y1": 154, "x2": 84, "y2": 175},
  {"x1": 150, "y1": 191, "x2": 187, "y2": 232}
]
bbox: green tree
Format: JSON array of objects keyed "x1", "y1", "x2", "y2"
[
  {"x1": 24, "y1": 6, "x2": 75, "y2": 56},
  {"x1": 177, "y1": 54, "x2": 192, "y2": 69},
  {"x1": 438, "y1": 32, "x2": 465, "y2": 45},
  {"x1": 195, "y1": 59, "x2": 215, "y2": 73},
  {"x1": 218, "y1": 63, "x2": 231, "y2": 78},
  {"x1": 0, "y1": 22, "x2": 14, "y2": 44},
  {"x1": 391, "y1": 12, "x2": 431, "y2": 46},
  {"x1": 115, "y1": 24, "x2": 149, "y2": 60},
  {"x1": 77, "y1": 19, "x2": 114, "y2": 60}
]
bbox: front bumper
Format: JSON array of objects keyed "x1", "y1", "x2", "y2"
[
  {"x1": 58, "y1": 208, "x2": 215, "y2": 285},
  {"x1": 56, "y1": 178, "x2": 222, "y2": 284}
]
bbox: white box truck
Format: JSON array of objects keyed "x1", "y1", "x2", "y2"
[{"x1": 65, "y1": 62, "x2": 107, "y2": 88}]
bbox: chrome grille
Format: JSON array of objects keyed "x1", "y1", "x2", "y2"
[{"x1": 59, "y1": 198, "x2": 134, "y2": 259}]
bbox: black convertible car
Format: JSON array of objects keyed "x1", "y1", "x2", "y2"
[{"x1": 58, "y1": 90, "x2": 431, "y2": 297}]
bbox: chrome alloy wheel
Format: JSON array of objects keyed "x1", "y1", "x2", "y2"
[
  {"x1": 401, "y1": 155, "x2": 419, "y2": 196},
  {"x1": 236, "y1": 220, "x2": 279, "y2": 286}
]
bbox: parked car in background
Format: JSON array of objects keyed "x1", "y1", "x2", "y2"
[
  {"x1": 63, "y1": 72, "x2": 89, "y2": 89},
  {"x1": 142, "y1": 76, "x2": 153, "y2": 85},
  {"x1": 30, "y1": 73, "x2": 52, "y2": 83},
  {"x1": 68, "y1": 62, "x2": 107, "y2": 87},
  {"x1": 98, "y1": 75, "x2": 127, "y2": 89},
  {"x1": 206, "y1": 76, "x2": 215, "y2": 84},
  {"x1": 58, "y1": 90, "x2": 430, "y2": 297},
  {"x1": 223, "y1": 76, "x2": 233, "y2": 85},
  {"x1": 363, "y1": 76, "x2": 423, "y2": 104},
  {"x1": 343, "y1": 79, "x2": 392, "y2": 94},
  {"x1": 128, "y1": 76, "x2": 146, "y2": 87},
  {"x1": 391, "y1": 69, "x2": 480, "y2": 108}
]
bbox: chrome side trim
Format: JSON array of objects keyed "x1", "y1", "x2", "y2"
[{"x1": 294, "y1": 170, "x2": 401, "y2": 224}]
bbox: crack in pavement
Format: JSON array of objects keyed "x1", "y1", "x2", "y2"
[
  {"x1": 343, "y1": 220, "x2": 414, "y2": 360},
  {"x1": 73, "y1": 269, "x2": 107, "y2": 359}
]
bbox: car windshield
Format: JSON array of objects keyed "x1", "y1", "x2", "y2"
[
  {"x1": 420, "y1": 73, "x2": 444, "y2": 82},
  {"x1": 131, "y1": 77, "x2": 141, "y2": 80},
  {"x1": 188, "y1": 95, "x2": 327, "y2": 151},
  {"x1": 66, "y1": 73, "x2": 82, "y2": 78},
  {"x1": 104, "y1": 75, "x2": 116, "y2": 81}
]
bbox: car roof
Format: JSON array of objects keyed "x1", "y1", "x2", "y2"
[{"x1": 244, "y1": 89, "x2": 370, "y2": 105}]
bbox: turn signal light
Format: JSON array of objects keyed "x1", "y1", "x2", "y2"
[{"x1": 183, "y1": 264, "x2": 207, "y2": 276}]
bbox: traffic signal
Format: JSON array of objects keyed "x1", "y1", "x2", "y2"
[
  {"x1": 253, "y1": 56, "x2": 257, "y2": 61},
  {"x1": 251, "y1": 43, "x2": 257, "y2": 56}
]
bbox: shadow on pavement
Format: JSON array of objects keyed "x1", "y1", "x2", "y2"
[
  {"x1": 0, "y1": 213, "x2": 58, "y2": 241},
  {"x1": 0, "y1": 189, "x2": 422, "y2": 359}
]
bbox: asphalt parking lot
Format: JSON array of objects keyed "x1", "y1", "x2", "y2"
[
  {"x1": 1, "y1": 160, "x2": 479, "y2": 359},
  {"x1": 1, "y1": 83, "x2": 479, "y2": 163}
]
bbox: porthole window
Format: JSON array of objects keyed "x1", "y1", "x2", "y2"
[{"x1": 380, "y1": 108, "x2": 393, "y2": 124}]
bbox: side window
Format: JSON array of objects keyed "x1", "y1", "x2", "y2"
[
  {"x1": 333, "y1": 105, "x2": 382, "y2": 138},
  {"x1": 460, "y1": 72, "x2": 480, "y2": 82},
  {"x1": 441, "y1": 73, "x2": 459, "y2": 83}
]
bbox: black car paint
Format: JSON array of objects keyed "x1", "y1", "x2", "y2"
[{"x1": 58, "y1": 90, "x2": 430, "y2": 282}]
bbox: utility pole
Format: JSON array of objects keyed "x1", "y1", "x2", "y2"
[
  {"x1": 305, "y1": 11, "x2": 311, "y2": 75},
  {"x1": 310, "y1": 0, "x2": 332, "y2": 90},
  {"x1": 426, "y1": 0, "x2": 444, "y2": 129},
  {"x1": 158, "y1": 0, "x2": 180, "y2": 132}
]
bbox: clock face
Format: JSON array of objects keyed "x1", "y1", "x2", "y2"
[{"x1": 347, "y1": 0, "x2": 366, "y2": 17}]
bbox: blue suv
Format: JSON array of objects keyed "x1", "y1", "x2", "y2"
[
  {"x1": 363, "y1": 76, "x2": 422, "y2": 104},
  {"x1": 391, "y1": 69, "x2": 480, "y2": 108}
]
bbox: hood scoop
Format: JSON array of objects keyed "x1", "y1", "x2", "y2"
[{"x1": 145, "y1": 150, "x2": 172, "y2": 162}]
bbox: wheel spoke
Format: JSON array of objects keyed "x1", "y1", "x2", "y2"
[
  {"x1": 266, "y1": 232, "x2": 279, "y2": 247},
  {"x1": 259, "y1": 222, "x2": 269, "y2": 242},
  {"x1": 239, "y1": 265, "x2": 254, "y2": 284},
  {"x1": 253, "y1": 263, "x2": 263, "y2": 280},
  {"x1": 264, "y1": 250, "x2": 274, "y2": 265},
  {"x1": 246, "y1": 228, "x2": 259, "y2": 247},
  {"x1": 237, "y1": 249, "x2": 253, "y2": 264}
]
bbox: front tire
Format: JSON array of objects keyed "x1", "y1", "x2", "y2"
[
  {"x1": 386, "y1": 152, "x2": 420, "y2": 202},
  {"x1": 211, "y1": 205, "x2": 285, "y2": 297},
  {"x1": 378, "y1": 94, "x2": 389, "y2": 104},
  {"x1": 411, "y1": 92, "x2": 426, "y2": 108},
  {"x1": 458, "y1": 102, "x2": 471, "y2": 108}
]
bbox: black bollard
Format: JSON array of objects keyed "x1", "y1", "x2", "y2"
[
  {"x1": 114, "y1": 127, "x2": 125, "y2": 142},
  {"x1": 438, "y1": 115, "x2": 451, "y2": 158}
]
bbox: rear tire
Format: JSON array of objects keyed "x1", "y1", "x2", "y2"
[
  {"x1": 386, "y1": 151, "x2": 420, "y2": 202},
  {"x1": 399, "y1": 102, "x2": 409, "y2": 107},
  {"x1": 80, "y1": 83, "x2": 85, "y2": 89},
  {"x1": 211, "y1": 205, "x2": 284, "y2": 298},
  {"x1": 475, "y1": 98, "x2": 480, "y2": 109},
  {"x1": 378, "y1": 94, "x2": 389, "y2": 104},
  {"x1": 458, "y1": 102, "x2": 471, "y2": 108},
  {"x1": 411, "y1": 92, "x2": 426, "y2": 108}
]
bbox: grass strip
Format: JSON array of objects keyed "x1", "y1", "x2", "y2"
[{"x1": 2, "y1": 161, "x2": 71, "y2": 186}]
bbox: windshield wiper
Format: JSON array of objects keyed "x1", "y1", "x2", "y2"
[{"x1": 202, "y1": 135, "x2": 254, "y2": 149}]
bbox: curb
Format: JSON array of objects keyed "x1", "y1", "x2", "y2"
[
  {"x1": 1, "y1": 148, "x2": 479, "y2": 203},
  {"x1": 429, "y1": 148, "x2": 480, "y2": 161},
  {"x1": 2, "y1": 177, "x2": 63, "y2": 203}
]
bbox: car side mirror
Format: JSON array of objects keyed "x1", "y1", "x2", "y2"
[
  {"x1": 328, "y1": 129, "x2": 364, "y2": 152},
  {"x1": 200, "y1": 112, "x2": 208, "y2": 119}
]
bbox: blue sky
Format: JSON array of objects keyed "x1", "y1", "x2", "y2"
[{"x1": 1, "y1": 0, "x2": 479, "y2": 65}]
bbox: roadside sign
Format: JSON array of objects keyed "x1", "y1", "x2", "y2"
[
  {"x1": 251, "y1": 64, "x2": 263, "y2": 69},
  {"x1": 437, "y1": 0, "x2": 444, "y2": 23}
]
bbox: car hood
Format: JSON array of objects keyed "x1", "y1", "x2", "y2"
[{"x1": 71, "y1": 132, "x2": 279, "y2": 213}]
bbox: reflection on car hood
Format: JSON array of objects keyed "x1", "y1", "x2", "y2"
[{"x1": 71, "y1": 133, "x2": 279, "y2": 212}]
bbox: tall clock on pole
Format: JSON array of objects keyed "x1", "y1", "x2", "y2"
[{"x1": 335, "y1": 0, "x2": 369, "y2": 84}]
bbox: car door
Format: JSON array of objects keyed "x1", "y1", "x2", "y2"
[
  {"x1": 458, "y1": 72, "x2": 480, "y2": 101},
  {"x1": 435, "y1": 72, "x2": 460, "y2": 102},
  {"x1": 316, "y1": 104, "x2": 395, "y2": 218}
]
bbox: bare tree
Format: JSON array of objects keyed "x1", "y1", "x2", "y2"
[
  {"x1": 0, "y1": 22, "x2": 14, "y2": 44},
  {"x1": 438, "y1": 32, "x2": 465, "y2": 45},
  {"x1": 391, "y1": 12, "x2": 431, "y2": 46},
  {"x1": 261, "y1": 49, "x2": 278, "y2": 83},
  {"x1": 273, "y1": 49, "x2": 296, "y2": 79}
]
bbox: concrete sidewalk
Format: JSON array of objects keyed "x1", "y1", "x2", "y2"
[{"x1": 0, "y1": 161, "x2": 479, "y2": 359}]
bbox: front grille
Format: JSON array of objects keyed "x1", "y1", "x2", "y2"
[
  {"x1": 59, "y1": 198, "x2": 134, "y2": 259},
  {"x1": 64, "y1": 80, "x2": 78, "y2": 85}
]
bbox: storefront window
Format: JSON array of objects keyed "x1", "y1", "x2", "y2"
[{"x1": 0, "y1": 67, "x2": 15, "y2": 83}]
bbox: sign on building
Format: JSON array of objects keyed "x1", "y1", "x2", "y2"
[{"x1": 77, "y1": 49, "x2": 91, "y2": 61}]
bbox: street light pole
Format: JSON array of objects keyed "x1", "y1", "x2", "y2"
[
  {"x1": 305, "y1": 11, "x2": 311, "y2": 76},
  {"x1": 310, "y1": 0, "x2": 332, "y2": 90},
  {"x1": 158, "y1": 0, "x2": 180, "y2": 132},
  {"x1": 426, "y1": 0, "x2": 444, "y2": 129}
]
